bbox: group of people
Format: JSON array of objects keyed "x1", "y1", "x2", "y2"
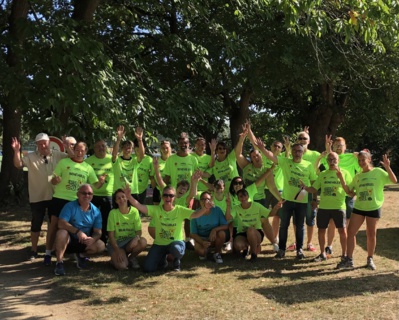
[{"x1": 12, "y1": 123, "x2": 396, "y2": 275}]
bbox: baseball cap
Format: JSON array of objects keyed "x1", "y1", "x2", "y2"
[{"x1": 35, "y1": 133, "x2": 50, "y2": 142}]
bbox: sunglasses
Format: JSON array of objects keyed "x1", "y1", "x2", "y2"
[
  {"x1": 233, "y1": 181, "x2": 244, "y2": 186},
  {"x1": 80, "y1": 192, "x2": 93, "y2": 196},
  {"x1": 162, "y1": 194, "x2": 175, "y2": 198},
  {"x1": 298, "y1": 137, "x2": 308, "y2": 141}
]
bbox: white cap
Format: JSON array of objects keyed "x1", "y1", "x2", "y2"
[{"x1": 35, "y1": 133, "x2": 50, "y2": 142}]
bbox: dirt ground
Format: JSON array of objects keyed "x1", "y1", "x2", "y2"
[{"x1": 0, "y1": 188, "x2": 398, "y2": 320}]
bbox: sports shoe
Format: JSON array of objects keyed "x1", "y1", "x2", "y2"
[
  {"x1": 272, "y1": 243, "x2": 279, "y2": 252},
  {"x1": 185, "y1": 239, "x2": 195, "y2": 251},
  {"x1": 306, "y1": 244, "x2": 317, "y2": 252},
  {"x1": 336, "y1": 256, "x2": 354, "y2": 269},
  {"x1": 296, "y1": 249, "x2": 305, "y2": 259},
  {"x1": 29, "y1": 251, "x2": 38, "y2": 261},
  {"x1": 213, "y1": 253, "x2": 223, "y2": 264},
  {"x1": 367, "y1": 256, "x2": 376, "y2": 270},
  {"x1": 173, "y1": 258, "x2": 181, "y2": 272},
  {"x1": 43, "y1": 254, "x2": 52, "y2": 266},
  {"x1": 325, "y1": 246, "x2": 333, "y2": 258},
  {"x1": 128, "y1": 256, "x2": 140, "y2": 269},
  {"x1": 313, "y1": 253, "x2": 327, "y2": 262},
  {"x1": 54, "y1": 262, "x2": 65, "y2": 276},
  {"x1": 248, "y1": 253, "x2": 257, "y2": 262},
  {"x1": 287, "y1": 243, "x2": 296, "y2": 251},
  {"x1": 241, "y1": 249, "x2": 248, "y2": 258},
  {"x1": 274, "y1": 249, "x2": 285, "y2": 259},
  {"x1": 223, "y1": 242, "x2": 232, "y2": 252},
  {"x1": 74, "y1": 253, "x2": 87, "y2": 269}
]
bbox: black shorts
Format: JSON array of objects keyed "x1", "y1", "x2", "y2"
[
  {"x1": 30, "y1": 200, "x2": 51, "y2": 232},
  {"x1": 352, "y1": 208, "x2": 381, "y2": 219},
  {"x1": 65, "y1": 233, "x2": 87, "y2": 254},
  {"x1": 265, "y1": 189, "x2": 279, "y2": 208},
  {"x1": 48, "y1": 197, "x2": 70, "y2": 218},
  {"x1": 316, "y1": 209, "x2": 346, "y2": 229},
  {"x1": 234, "y1": 229, "x2": 264, "y2": 242}
]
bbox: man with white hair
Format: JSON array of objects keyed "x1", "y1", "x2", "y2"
[{"x1": 11, "y1": 133, "x2": 70, "y2": 261}]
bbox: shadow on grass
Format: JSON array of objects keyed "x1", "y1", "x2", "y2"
[
  {"x1": 253, "y1": 272, "x2": 398, "y2": 304},
  {"x1": 356, "y1": 227, "x2": 399, "y2": 262}
]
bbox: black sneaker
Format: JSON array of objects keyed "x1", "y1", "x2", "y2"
[
  {"x1": 74, "y1": 253, "x2": 87, "y2": 269},
  {"x1": 313, "y1": 253, "x2": 327, "y2": 262},
  {"x1": 241, "y1": 249, "x2": 248, "y2": 258},
  {"x1": 325, "y1": 246, "x2": 333, "y2": 257},
  {"x1": 274, "y1": 249, "x2": 285, "y2": 259},
  {"x1": 43, "y1": 254, "x2": 52, "y2": 266},
  {"x1": 248, "y1": 253, "x2": 257, "y2": 262},
  {"x1": 296, "y1": 249, "x2": 305, "y2": 259},
  {"x1": 54, "y1": 262, "x2": 65, "y2": 276},
  {"x1": 173, "y1": 258, "x2": 181, "y2": 272},
  {"x1": 29, "y1": 251, "x2": 38, "y2": 261},
  {"x1": 185, "y1": 239, "x2": 195, "y2": 251}
]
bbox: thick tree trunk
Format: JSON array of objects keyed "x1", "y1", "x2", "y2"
[
  {"x1": 72, "y1": 0, "x2": 100, "y2": 21},
  {"x1": 0, "y1": 0, "x2": 29, "y2": 203},
  {"x1": 303, "y1": 82, "x2": 347, "y2": 151},
  {"x1": 227, "y1": 87, "x2": 251, "y2": 148}
]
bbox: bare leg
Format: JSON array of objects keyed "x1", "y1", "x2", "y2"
[{"x1": 346, "y1": 213, "x2": 365, "y2": 258}]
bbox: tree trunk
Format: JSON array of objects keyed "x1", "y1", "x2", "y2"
[
  {"x1": 227, "y1": 86, "x2": 251, "y2": 148},
  {"x1": 0, "y1": 0, "x2": 29, "y2": 203},
  {"x1": 303, "y1": 82, "x2": 347, "y2": 151},
  {"x1": 72, "y1": 0, "x2": 100, "y2": 21}
]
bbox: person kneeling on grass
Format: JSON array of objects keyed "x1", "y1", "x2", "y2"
[
  {"x1": 123, "y1": 182, "x2": 213, "y2": 272},
  {"x1": 54, "y1": 184, "x2": 105, "y2": 276},
  {"x1": 190, "y1": 192, "x2": 229, "y2": 264},
  {"x1": 107, "y1": 189, "x2": 147, "y2": 270},
  {"x1": 226, "y1": 189, "x2": 283, "y2": 262}
]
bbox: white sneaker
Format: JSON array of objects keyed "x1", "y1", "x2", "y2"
[
  {"x1": 129, "y1": 256, "x2": 140, "y2": 269},
  {"x1": 213, "y1": 253, "x2": 223, "y2": 264},
  {"x1": 223, "y1": 242, "x2": 232, "y2": 252},
  {"x1": 272, "y1": 243, "x2": 279, "y2": 252}
]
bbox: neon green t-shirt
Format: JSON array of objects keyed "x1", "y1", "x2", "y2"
[
  {"x1": 212, "y1": 193, "x2": 227, "y2": 214},
  {"x1": 349, "y1": 168, "x2": 391, "y2": 211},
  {"x1": 278, "y1": 157, "x2": 317, "y2": 203},
  {"x1": 243, "y1": 163, "x2": 268, "y2": 200},
  {"x1": 230, "y1": 183, "x2": 257, "y2": 227},
  {"x1": 321, "y1": 153, "x2": 360, "y2": 178},
  {"x1": 193, "y1": 153, "x2": 212, "y2": 191},
  {"x1": 312, "y1": 168, "x2": 352, "y2": 210},
  {"x1": 163, "y1": 154, "x2": 198, "y2": 188},
  {"x1": 85, "y1": 154, "x2": 114, "y2": 196},
  {"x1": 147, "y1": 204, "x2": 193, "y2": 245},
  {"x1": 135, "y1": 155, "x2": 153, "y2": 194},
  {"x1": 53, "y1": 158, "x2": 98, "y2": 201},
  {"x1": 113, "y1": 156, "x2": 139, "y2": 193},
  {"x1": 212, "y1": 150, "x2": 239, "y2": 190},
  {"x1": 106, "y1": 206, "x2": 142, "y2": 241},
  {"x1": 303, "y1": 149, "x2": 321, "y2": 166},
  {"x1": 232, "y1": 201, "x2": 270, "y2": 233},
  {"x1": 262, "y1": 154, "x2": 285, "y2": 191}
]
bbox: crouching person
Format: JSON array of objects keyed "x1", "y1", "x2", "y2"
[
  {"x1": 107, "y1": 189, "x2": 147, "y2": 270},
  {"x1": 54, "y1": 184, "x2": 105, "y2": 276}
]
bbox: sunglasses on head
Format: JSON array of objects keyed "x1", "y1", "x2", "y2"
[{"x1": 162, "y1": 194, "x2": 175, "y2": 198}]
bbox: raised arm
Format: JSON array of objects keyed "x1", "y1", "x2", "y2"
[
  {"x1": 255, "y1": 165, "x2": 275, "y2": 187},
  {"x1": 11, "y1": 137, "x2": 24, "y2": 169},
  {"x1": 283, "y1": 136, "x2": 291, "y2": 158},
  {"x1": 235, "y1": 124, "x2": 250, "y2": 169},
  {"x1": 134, "y1": 127, "x2": 145, "y2": 162},
  {"x1": 255, "y1": 138, "x2": 278, "y2": 164},
  {"x1": 153, "y1": 157, "x2": 167, "y2": 190},
  {"x1": 123, "y1": 186, "x2": 149, "y2": 214},
  {"x1": 190, "y1": 196, "x2": 214, "y2": 219},
  {"x1": 208, "y1": 138, "x2": 217, "y2": 168},
  {"x1": 112, "y1": 125, "x2": 125, "y2": 162},
  {"x1": 315, "y1": 151, "x2": 328, "y2": 175},
  {"x1": 381, "y1": 154, "x2": 397, "y2": 183},
  {"x1": 186, "y1": 171, "x2": 201, "y2": 206}
]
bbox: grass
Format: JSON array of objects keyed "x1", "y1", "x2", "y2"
[{"x1": 0, "y1": 188, "x2": 398, "y2": 320}]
